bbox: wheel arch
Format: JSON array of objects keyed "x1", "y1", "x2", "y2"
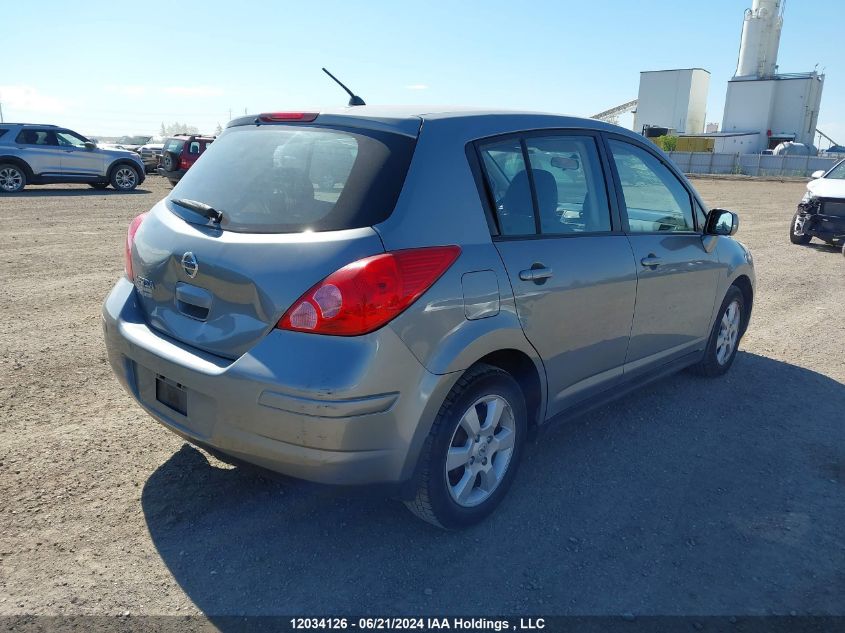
[
  {"x1": 731, "y1": 274, "x2": 754, "y2": 336},
  {"x1": 0, "y1": 156, "x2": 34, "y2": 180},
  {"x1": 407, "y1": 311, "x2": 548, "y2": 430},
  {"x1": 470, "y1": 349, "x2": 544, "y2": 432},
  {"x1": 107, "y1": 158, "x2": 141, "y2": 180}
]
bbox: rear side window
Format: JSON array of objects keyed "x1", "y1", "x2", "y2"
[
  {"x1": 477, "y1": 134, "x2": 612, "y2": 236},
  {"x1": 169, "y1": 125, "x2": 416, "y2": 233},
  {"x1": 0, "y1": 129, "x2": 8, "y2": 139},
  {"x1": 608, "y1": 140, "x2": 694, "y2": 233},
  {"x1": 525, "y1": 135, "x2": 611, "y2": 234},
  {"x1": 479, "y1": 138, "x2": 535, "y2": 236},
  {"x1": 16, "y1": 129, "x2": 58, "y2": 145}
]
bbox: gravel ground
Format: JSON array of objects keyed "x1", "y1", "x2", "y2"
[{"x1": 0, "y1": 176, "x2": 843, "y2": 619}]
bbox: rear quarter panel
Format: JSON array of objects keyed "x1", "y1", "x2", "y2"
[{"x1": 378, "y1": 116, "x2": 548, "y2": 415}]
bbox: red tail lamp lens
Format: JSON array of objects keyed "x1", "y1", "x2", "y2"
[
  {"x1": 278, "y1": 246, "x2": 461, "y2": 336},
  {"x1": 125, "y1": 212, "x2": 148, "y2": 281}
]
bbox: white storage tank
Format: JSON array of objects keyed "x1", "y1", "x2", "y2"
[{"x1": 736, "y1": 0, "x2": 783, "y2": 78}]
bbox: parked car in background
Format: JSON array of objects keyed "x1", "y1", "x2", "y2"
[
  {"x1": 790, "y1": 158, "x2": 845, "y2": 249},
  {"x1": 104, "y1": 107, "x2": 754, "y2": 528},
  {"x1": 0, "y1": 123, "x2": 145, "y2": 192},
  {"x1": 157, "y1": 134, "x2": 214, "y2": 185},
  {"x1": 138, "y1": 141, "x2": 164, "y2": 173},
  {"x1": 100, "y1": 135, "x2": 153, "y2": 152}
]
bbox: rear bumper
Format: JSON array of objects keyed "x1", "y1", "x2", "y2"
[{"x1": 102, "y1": 278, "x2": 458, "y2": 488}]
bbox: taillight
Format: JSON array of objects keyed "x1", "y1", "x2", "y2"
[
  {"x1": 180, "y1": 158, "x2": 190, "y2": 170},
  {"x1": 278, "y1": 246, "x2": 461, "y2": 336},
  {"x1": 125, "y1": 212, "x2": 148, "y2": 281}
]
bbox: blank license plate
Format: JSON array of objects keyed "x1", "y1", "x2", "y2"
[{"x1": 155, "y1": 376, "x2": 187, "y2": 416}]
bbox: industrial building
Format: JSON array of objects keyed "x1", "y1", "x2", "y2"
[
  {"x1": 619, "y1": 0, "x2": 826, "y2": 155},
  {"x1": 633, "y1": 68, "x2": 710, "y2": 136},
  {"x1": 720, "y1": 0, "x2": 824, "y2": 152}
]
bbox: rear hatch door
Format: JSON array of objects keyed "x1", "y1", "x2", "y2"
[{"x1": 130, "y1": 120, "x2": 417, "y2": 359}]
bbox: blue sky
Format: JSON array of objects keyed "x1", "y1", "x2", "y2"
[{"x1": 2, "y1": 0, "x2": 842, "y2": 142}]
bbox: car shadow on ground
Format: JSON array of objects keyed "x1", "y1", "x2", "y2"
[
  {"x1": 804, "y1": 242, "x2": 843, "y2": 254},
  {"x1": 2, "y1": 187, "x2": 152, "y2": 197},
  {"x1": 141, "y1": 351, "x2": 845, "y2": 621}
]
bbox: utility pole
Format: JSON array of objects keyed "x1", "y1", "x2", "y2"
[{"x1": 0, "y1": 100, "x2": 4, "y2": 123}]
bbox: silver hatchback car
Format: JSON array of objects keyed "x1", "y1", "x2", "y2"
[{"x1": 103, "y1": 107, "x2": 755, "y2": 528}]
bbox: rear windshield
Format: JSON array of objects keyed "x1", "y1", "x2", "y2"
[
  {"x1": 167, "y1": 124, "x2": 416, "y2": 233},
  {"x1": 163, "y1": 139, "x2": 186, "y2": 153}
]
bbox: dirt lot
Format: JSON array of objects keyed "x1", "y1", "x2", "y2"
[{"x1": 0, "y1": 176, "x2": 843, "y2": 619}]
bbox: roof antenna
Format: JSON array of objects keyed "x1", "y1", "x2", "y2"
[{"x1": 322, "y1": 68, "x2": 366, "y2": 106}]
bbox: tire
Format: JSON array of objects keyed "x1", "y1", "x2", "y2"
[
  {"x1": 88, "y1": 183, "x2": 108, "y2": 190},
  {"x1": 0, "y1": 163, "x2": 26, "y2": 193},
  {"x1": 162, "y1": 151, "x2": 179, "y2": 172},
  {"x1": 689, "y1": 286, "x2": 745, "y2": 378},
  {"x1": 790, "y1": 211, "x2": 812, "y2": 244},
  {"x1": 405, "y1": 363, "x2": 527, "y2": 529},
  {"x1": 109, "y1": 164, "x2": 140, "y2": 191}
]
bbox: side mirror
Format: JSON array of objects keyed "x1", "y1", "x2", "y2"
[
  {"x1": 811, "y1": 169, "x2": 825, "y2": 179},
  {"x1": 705, "y1": 208, "x2": 739, "y2": 236},
  {"x1": 84, "y1": 141, "x2": 97, "y2": 150}
]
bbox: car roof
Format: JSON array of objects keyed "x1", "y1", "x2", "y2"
[{"x1": 229, "y1": 105, "x2": 633, "y2": 140}]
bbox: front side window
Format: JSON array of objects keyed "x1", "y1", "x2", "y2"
[
  {"x1": 609, "y1": 139, "x2": 694, "y2": 233},
  {"x1": 56, "y1": 131, "x2": 88, "y2": 148},
  {"x1": 524, "y1": 135, "x2": 611, "y2": 234},
  {"x1": 695, "y1": 200, "x2": 708, "y2": 231}
]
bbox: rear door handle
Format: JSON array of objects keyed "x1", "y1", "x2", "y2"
[
  {"x1": 640, "y1": 255, "x2": 664, "y2": 268},
  {"x1": 519, "y1": 266, "x2": 553, "y2": 282}
]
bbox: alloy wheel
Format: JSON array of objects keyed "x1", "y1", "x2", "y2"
[
  {"x1": 715, "y1": 299, "x2": 741, "y2": 366},
  {"x1": 445, "y1": 394, "x2": 516, "y2": 507},
  {"x1": 0, "y1": 167, "x2": 23, "y2": 192},
  {"x1": 115, "y1": 167, "x2": 137, "y2": 190}
]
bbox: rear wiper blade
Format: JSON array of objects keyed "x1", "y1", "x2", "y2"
[{"x1": 171, "y1": 198, "x2": 223, "y2": 223}]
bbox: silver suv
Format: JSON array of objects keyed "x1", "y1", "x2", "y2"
[
  {"x1": 0, "y1": 123, "x2": 145, "y2": 192},
  {"x1": 103, "y1": 107, "x2": 755, "y2": 528}
]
